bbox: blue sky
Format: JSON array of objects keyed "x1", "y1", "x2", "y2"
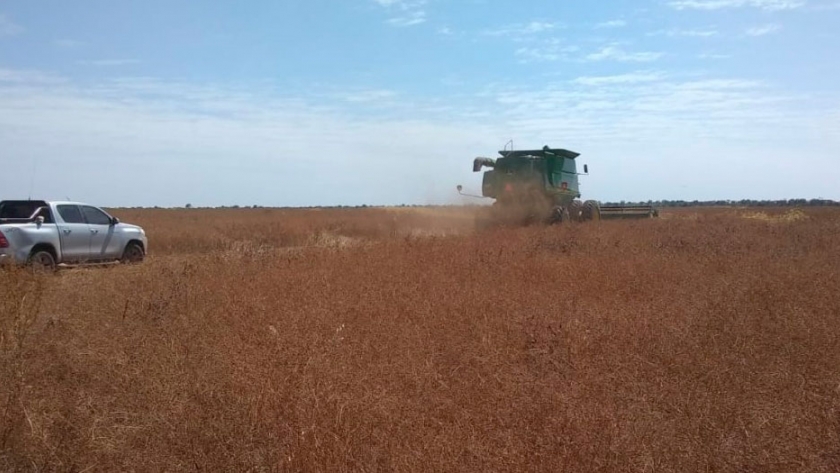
[{"x1": 1, "y1": 0, "x2": 838, "y2": 207}]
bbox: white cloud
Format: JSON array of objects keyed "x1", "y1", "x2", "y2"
[
  {"x1": 54, "y1": 39, "x2": 84, "y2": 49},
  {"x1": 374, "y1": 0, "x2": 427, "y2": 27},
  {"x1": 808, "y1": 1, "x2": 840, "y2": 10},
  {"x1": 0, "y1": 14, "x2": 24, "y2": 36},
  {"x1": 698, "y1": 52, "x2": 732, "y2": 59},
  {"x1": 482, "y1": 21, "x2": 560, "y2": 39},
  {"x1": 573, "y1": 72, "x2": 666, "y2": 86},
  {"x1": 0, "y1": 71, "x2": 495, "y2": 207},
  {"x1": 486, "y1": 77, "x2": 795, "y2": 141},
  {"x1": 745, "y1": 24, "x2": 782, "y2": 36},
  {"x1": 586, "y1": 45, "x2": 664, "y2": 62},
  {"x1": 515, "y1": 39, "x2": 579, "y2": 62},
  {"x1": 668, "y1": 0, "x2": 804, "y2": 10},
  {"x1": 1, "y1": 68, "x2": 837, "y2": 206},
  {"x1": 77, "y1": 59, "x2": 141, "y2": 66},
  {"x1": 338, "y1": 89, "x2": 398, "y2": 103},
  {"x1": 0, "y1": 68, "x2": 66, "y2": 84},
  {"x1": 386, "y1": 11, "x2": 426, "y2": 26},
  {"x1": 521, "y1": 21, "x2": 556, "y2": 33},
  {"x1": 648, "y1": 28, "x2": 719, "y2": 37},
  {"x1": 596, "y1": 20, "x2": 628, "y2": 28},
  {"x1": 514, "y1": 41, "x2": 663, "y2": 64}
]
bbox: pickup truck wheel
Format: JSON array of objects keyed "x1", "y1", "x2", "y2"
[
  {"x1": 28, "y1": 250, "x2": 57, "y2": 272},
  {"x1": 121, "y1": 242, "x2": 145, "y2": 264}
]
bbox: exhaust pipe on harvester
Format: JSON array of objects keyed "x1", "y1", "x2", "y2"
[{"x1": 473, "y1": 158, "x2": 496, "y2": 172}]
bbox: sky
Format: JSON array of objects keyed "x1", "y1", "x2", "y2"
[{"x1": 0, "y1": 0, "x2": 838, "y2": 207}]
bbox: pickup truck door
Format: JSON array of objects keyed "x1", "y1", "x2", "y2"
[
  {"x1": 54, "y1": 204, "x2": 91, "y2": 262},
  {"x1": 81, "y1": 205, "x2": 123, "y2": 259}
]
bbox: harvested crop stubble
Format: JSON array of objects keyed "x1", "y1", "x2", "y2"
[{"x1": 1, "y1": 206, "x2": 839, "y2": 472}]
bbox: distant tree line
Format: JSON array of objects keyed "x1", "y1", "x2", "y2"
[{"x1": 603, "y1": 199, "x2": 840, "y2": 208}]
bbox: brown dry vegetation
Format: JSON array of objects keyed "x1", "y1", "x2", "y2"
[{"x1": 2, "y1": 206, "x2": 839, "y2": 472}]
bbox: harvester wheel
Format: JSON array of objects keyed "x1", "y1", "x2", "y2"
[
  {"x1": 549, "y1": 206, "x2": 571, "y2": 225},
  {"x1": 569, "y1": 200, "x2": 583, "y2": 222},
  {"x1": 582, "y1": 200, "x2": 601, "y2": 222}
]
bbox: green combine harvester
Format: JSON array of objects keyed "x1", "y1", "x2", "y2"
[{"x1": 457, "y1": 145, "x2": 658, "y2": 225}]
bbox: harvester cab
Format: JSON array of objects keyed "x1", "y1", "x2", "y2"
[{"x1": 459, "y1": 144, "x2": 658, "y2": 224}]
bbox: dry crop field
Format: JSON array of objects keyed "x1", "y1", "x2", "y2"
[{"x1": 2, "y1": 205, "x2": 839, "y2": 472}]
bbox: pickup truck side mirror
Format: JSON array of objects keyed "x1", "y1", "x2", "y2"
[
  {"x1": 35, "y1": 216, "x2": 45, "y2": 226},
  {"x1": 111, "y1": 217, "x2": 120, "y2": 226}
]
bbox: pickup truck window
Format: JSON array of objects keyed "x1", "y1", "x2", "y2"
[
  {"x1": 0, "y1": 200, "x2": 48, "y2": 219},
  {"x1": 81, "y1": 206, "x2": 111, "y2": 225},
  {"x1": 57, "y1": 205, "x2": 85, "y2": 224}
]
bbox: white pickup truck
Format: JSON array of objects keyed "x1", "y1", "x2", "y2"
[{"x1": 0, "y1": 200, "x2": 147, "y2": 270}]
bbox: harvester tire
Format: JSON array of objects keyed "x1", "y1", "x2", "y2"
[
  {"x1": 582, "y1": 200, "x2": 601, "y2": 222},
  {"x1": 550, "y1": 206, "x2": 571, "y2": 225},
  {"x1": 569, "y1": 200, "x2": 583, "y2": 222}
]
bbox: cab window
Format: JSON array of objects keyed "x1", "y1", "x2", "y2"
[
  {"x1": 57, "y1": 205, "x2": 85, "y2": 224},
  {"x1": 81, "y1": 206, "x2": 112, "y2": 226}
]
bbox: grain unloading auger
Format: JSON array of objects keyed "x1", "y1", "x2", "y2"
[{"x1": 456, "y1": 145, "x2": 658, "y2": 225}]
